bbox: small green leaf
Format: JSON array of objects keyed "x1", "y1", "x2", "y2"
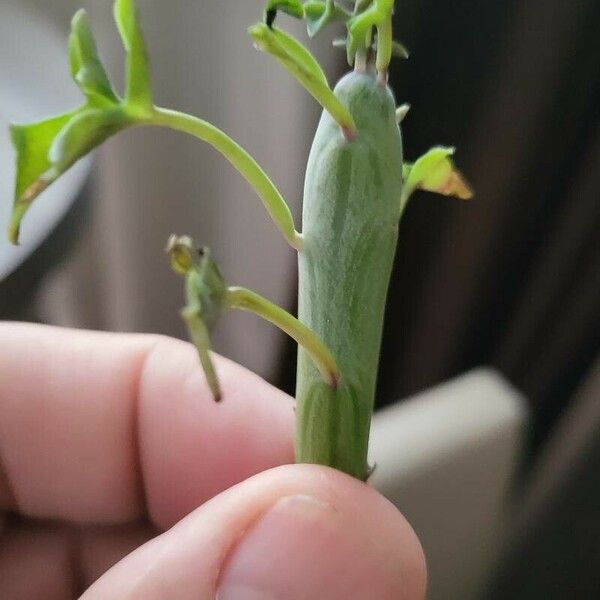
[
  {"x1": 166, "y1": 235, "x2": 227, "y2": 330},
  {"x1": 401, "y1": 146, "x2": 474, "y2": 210},
  {"x1": 8, "y1": 106, "x2": 132, "y2": 244},
  {"x1": 346, "y1": 0, "x2": 394, "y2": 68},
  {"x1": 395, "y1": 103, "x2": 410, "y2": 123},
  {"x1": 264, "y1": 0, "x2": 305, "y2": 27},
  {"x1": 8, "y1": 111, "x2": 77, "y2": 244},
  {"x1": 391, "y1": 40, "x2": 409, "y2": 59},
  {"x1": 270, "y1": 27, "x2": 329, "y2": 85},
  {"x1": 250, "y1": 23, "x2": 356, "y2": 134},
  {"x1": 48, "y1": 107, "x2": 130, "y2": 171},
  {"x1": 69, "y1": 10, "x2": 119, "y2": 106},
  {"x1": 168, "y1": 236, "x2": 227, "y2": 401},
  {"x1": 304, "y1": 1, "x2": 326, "y2": 20},
  {"x1": 305, "y1": 0, "x2": 335, "y2": 38},
  {"x1": 114, "y1": 0, "x2": 152, "y2": 110}
]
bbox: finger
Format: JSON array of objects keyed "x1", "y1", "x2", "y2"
[
  {"x1": 0, "y1": 323, "x2": 293, "y2": 526},
  {"x1": 83, "y1": 464, "x2": 427, "y2": 600}
]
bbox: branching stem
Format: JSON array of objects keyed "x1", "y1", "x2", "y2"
[{"x1": 226, "y1": 286, "x2": 339, "y2": 388}]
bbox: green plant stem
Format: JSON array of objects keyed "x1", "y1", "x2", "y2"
[
  {"x1": 249, "y1": 24, "x2": 357, "y2": 139},
  {"x1": 181, "y1": 305, "x2": 222, "y2": 401},
  {"x1": 375, "y1": 15, "x2": 392, "y2": 75},
  {"x1": 226, "y1": 286, "x2": 339, "y2": 387},
  {"x1": 146, "y1": 107, "x2": 302, "y2": 249}
]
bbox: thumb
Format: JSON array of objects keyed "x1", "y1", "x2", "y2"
[{"x1": 82, "y1": 464, "x2": 426, "y2": 600}]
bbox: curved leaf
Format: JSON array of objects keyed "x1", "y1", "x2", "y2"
[
  {"x1": 250, "y1": 23, "x2": 356, "y2": 133},
  {"x1": 264, "y1": 0, "x2": 304, "y2": 27},
  {"x1": 401, "y1": 146, "x2": 474, "y2": 210},
  {"x1": 305, "y1": 0, "x2": 332, "y2": 37},
  {"x1": 49, "y1": 107, "x2": 130, "y2": 171},
  {"x1": 69, "y1": 9, "x2": 119, "y2": 106},
  {"x1": 9, "y1": 106, "x2": 132, "y2": 244},
  {"x1": 271, "y1": 27, "x2": 329, "y2": 85},
  {"x1": 8, "y1": 110, "x2": 78, "y2": 243},
  {"x1": 114, "y1": 0, "x2": 152, "y2": 109}
]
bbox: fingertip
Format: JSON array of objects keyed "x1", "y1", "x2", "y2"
[{"x1": 84, "y1": 464, "x2": 426, "y2": 600}]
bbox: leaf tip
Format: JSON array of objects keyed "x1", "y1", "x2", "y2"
[
  {"x1": 395, "y1": 103, "x2": 410, "y2": 123},
  {"x1": 7, "y1": 221, "x2": 20, "y2": 246}
]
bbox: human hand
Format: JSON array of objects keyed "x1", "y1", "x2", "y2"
[{"x1": 0, "y1": 323, "x2": 425, "y2": 599}]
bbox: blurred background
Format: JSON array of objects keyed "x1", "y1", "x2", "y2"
[{"x1": 1, "y1": 0, "x2": 598, "y2": 598}]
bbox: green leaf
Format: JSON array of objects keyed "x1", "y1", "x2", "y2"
[
  {"x1": 264, "y1": 0, "x2": 304, "y2": 27},
  {"x1": 166, "y1": 235, "x2": 227, "y2": 330},
  {"x1": 168, "y1": 236, "x2": 227, "y2": 401},
  {"x1": 346, "y1": 0, "x2": 394, "y2": 68},
  {"x1": 69, "y1": 9, "x2": 119, "y2": 106},
  {"x1": 8, "y1": 106, "x2": 132, "y2": 244},
  {"x1": 7, "y1": 0, "x2": 156, "y2": 244},
  {"x1": 271, "y1": 27, "x2": 329, "y2": 85},
  {"x1": 395, "y1": 103, "x2": 410, "y2": 123},
  {"x1": 401, "y1": 146, "x2": 474, "y2": 210},
  {"x1": 250, "y1": 23, "x2": 356, "y2": 134},
  {"x1": 305, "y1": 0, "x2": 335, "y2": 38},
  {"x1": 8, "y1": 111, "x2": 78, "y2": 244},
  {"x1": 114, "y1": 0, "x2": 152, "y2": 110},
  {"x1": 48, "y1": 107, "x2": 130, "y2": 171}
]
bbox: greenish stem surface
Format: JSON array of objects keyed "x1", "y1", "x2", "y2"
[{"x1": 296, "y1": 71, "x2": 403, "y2": 480}]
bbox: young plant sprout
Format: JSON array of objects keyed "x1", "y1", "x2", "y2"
[{"x1": 6, "y1": 0, "x2": 472, "y2": 481}]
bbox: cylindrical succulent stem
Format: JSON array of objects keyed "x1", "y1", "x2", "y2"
[{"x1": 296, "y1": 71, "x2": 403, "y2": 480}]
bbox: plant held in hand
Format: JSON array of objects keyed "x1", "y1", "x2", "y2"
[{"x1": 6, "y1": 0, "x2": 472, "y2": 481}]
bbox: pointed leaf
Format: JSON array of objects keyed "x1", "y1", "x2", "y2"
[
  {"x1": 8, "y1": 110, "x2": 78, "y2": 243},
  {"x1": 114, "y1": 0, "x2": 152, "y2": 109},
  {"x1": 69, "y1": 9, "x2": 119, "y2": 106},
  {"x1": 8, "y1": 106, "x2": 132, "y2": 244},
  {"x1": 395, "y1": 103, "x2": 410, "y2": 123},
  {"x1": 264, "y1": 0, "x2": 304, "y2": 27},
  {"x1": 166, "y1": 236, "x2": 227, "y2": 330},
  {"x1": 401, "y1": 146, "x2": 474, "y2": 209},
  {"x1": 305, "y1": 0, "x2": 334, "y2": 38},
  {"x1": 391, "y1": 40, "x2": 409, "y2": 59},
  {"x1": 49, "y1": 107, "x2": 130, "y2": 171},
  {"x1": 250, "y1": 23, "x2": 355, "y2": 134},
  {"x1": 270, "y1": 27, "x2": 329, "y2": 85}
]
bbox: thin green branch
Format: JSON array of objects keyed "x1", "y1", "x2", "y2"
[
  {"x1": 147, "y1": 107, "x2": 302, "y2": 249},
  {"x1": 249, "y1": 23, "x2": 357, "y2": 139},
  {"x1": 226, "y1": 286, "x2": 340, "y2": 388},
  {"x1": 181, "y1": 306, "x2": 222, "y2": 401}
]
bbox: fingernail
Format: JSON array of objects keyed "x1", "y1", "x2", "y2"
[{"x1": 217, "y1": 494, "x2": 398, "y2": 600}]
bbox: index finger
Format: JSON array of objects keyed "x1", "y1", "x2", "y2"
[{"x1": 0, "y1": 323, "x2": 294, "y2": 529}]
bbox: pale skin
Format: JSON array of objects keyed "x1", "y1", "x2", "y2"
[{"x1": 0, "y1": 323, "x2": 426, "y2": 599}]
